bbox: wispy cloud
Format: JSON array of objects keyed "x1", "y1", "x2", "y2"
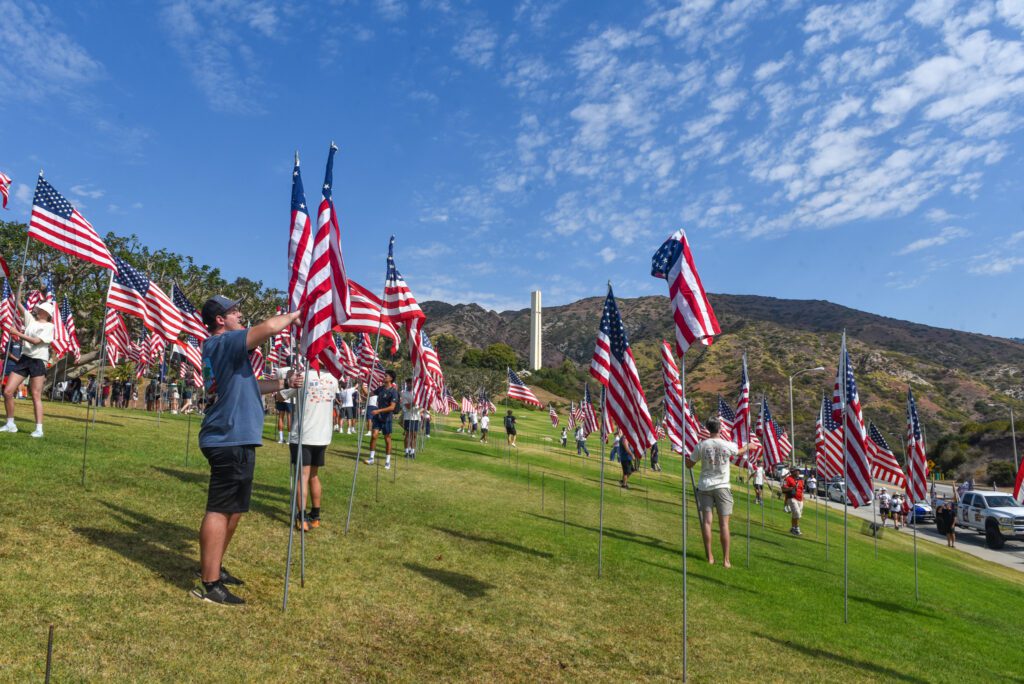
[
  {"x1": 375, "y1": 0, "x2": 407, "y2": 22},
  {"x1": 897, "y1": 226, "x2": 969, "y2": 254},
  {"x1": 454, "y1": 23, "x2": 499, "y2": 68},
  {"x1": 70, "y1": 184, "x2": 105, "y2": 199}
]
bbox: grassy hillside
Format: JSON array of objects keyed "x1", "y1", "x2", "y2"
[{"x1": 0, "y1": 401, "x2": 1022, "y2": 682}]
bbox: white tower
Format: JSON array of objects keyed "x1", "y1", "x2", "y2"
[{"x1": 529, "y1": 290, "x2": 542, "y2": 371}]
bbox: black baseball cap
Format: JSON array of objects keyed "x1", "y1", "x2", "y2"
[{"x1": 201, "y1": 295, "x2": 242, "y2": 330}]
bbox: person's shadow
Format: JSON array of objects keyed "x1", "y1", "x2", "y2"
[{"x1": 73, "y1": 501, "x2": 197, "y2": 590}]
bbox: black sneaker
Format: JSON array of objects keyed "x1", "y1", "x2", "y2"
[
  {"x1": 193, "y1": 567, "x2": 245, "y2": 586},
  {"x1": 192, "y1": 581, "x2": 245, "y2": 606}
]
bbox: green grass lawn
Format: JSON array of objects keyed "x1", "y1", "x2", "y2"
[{"x1": 1, "y1": 401, "x2": 1021, "y2": 682}]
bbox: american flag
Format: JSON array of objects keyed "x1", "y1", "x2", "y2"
[
  {"x1": 410, "y1": 320, "x2": 443, "y2": 408},
  {"x1": 650, "y1": 228, "x2": 720, "y2": 357},
  {"x1": 580, "y1": 383, "x2": 599, "y2": 436},
  {"x1": 567, "y1": 402, "x2": 577, "y2": 430},
  {"x1": 249, "y1": 346, "x2": 265, "y2": 378},
  {"x1": 175, "y1": 334, "x2": 203, "y2": 371},
  {"x1": 549, "y1": 405, "x2": 559, "y2": 427},
  {"x1": 660, "y1": 340, "x2": 685, "y2": 454},
  {"x1": 301, "y1": 144, "x2": 351, "y2": 367},
  {"x1": 26, "y1": 273, "x2": 54, "y2": 310},
  {"x1": 134, "y1": 330, "x2": 151, "y2": 379},
  {"x1": 480, "y1": 394, "x2": 497, "y2": 414},
  {"x1": 589, "y1": 286, "x2": 656, "y2": 459},
  {"x1": 0, "y1": 278, "x2": 16, "y2": 350},
  {"x1": 108, "y1": 257, "x2": 183, "y2": 341},
  {"x1": 773, "y1": 418, "x2": 793, "y2": 462},
  {"x1": 29, "y1": 174, "x2": 116, "y2": 272},
  {"x1": 461, "y1": 396, "x2": 473, "y2": 414},
  {"x1": 867, "y1": 422, "x2": 907, "y2": 489},
  {"x1": 756, "y1": 397, "x2": 785, "y2": 470},
  {"x1": 716, "y1": 396, "x2": 735, "y2": 441},
  {"x1": 0, "y1": 171, "x2": 10, "y2": 209},
  {"x1": 172, "y1": 284, "x2": 208, "y2": 340},
  {"x1": 836, "y1": 338, "x2": 873, "y2": 508},
  {"x1": 733, "y1": 355, "x2": 752, "y2": 448},
  {"x1": 905, "y1": 389, "x2": 929, "y2": 503},
  {"x1": 148, "y1": 331, "x2": 166, "y2": 365},
  {"x1": 351, "y1": 333, "x2": 388, "y2": 389},
  {"x1": 335, "y1": 335, "x2": 360, "y2": 379},
  {"x1": 0, "y1": 252, "x2": 7, "y2": 279},
  {"x1": 340, "y1": 280, "x2": 401, "y2": 353},
  {"x1": 288, "y1": 152, "x2": 313, "y2": 314},
  {"x1": 382, "y1": 236, "x2": 424, "y2": 323},
  {"x1": 507, "y1": 368, "x2": 542, "y2": 407},
  {"x1": 59, "y1": 296, "x2": 81, "y2": 362},
  {"x1": 104, "y1": 309, "x2": 130, "y2": 366},
  {"x1": 683, "y1": 400, "x2": 709, "y2": 459},
  {"x1": 1014, "y1": 456, "x2": 1024, "y2": 506},
  {"x1": 50, "y1": 291, "x2": 70, "y2": 360},
  {"x1": 817, "y1": 393, "x2": 844, "y2": 479}
]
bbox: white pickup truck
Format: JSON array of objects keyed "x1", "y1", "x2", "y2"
[{"x1": 956, "y1": 491, "x2": 1024, "y2": 549}]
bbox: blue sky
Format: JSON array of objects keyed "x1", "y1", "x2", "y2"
[{"x1": 2, "y1": 0, "x2": 1023, "y2": 338}]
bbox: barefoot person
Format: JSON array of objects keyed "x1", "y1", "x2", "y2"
[
  {"x1": 686, "y1": 418, "x2": 753, "y2": 568},
  {"x1": 1, "y1": 300, "x2": 55, "y2": 438},
  {"x1": 194, "y1": 296, "x2": 301, "y2": 606}
]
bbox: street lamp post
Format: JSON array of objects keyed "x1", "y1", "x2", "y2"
[{"x1": 789, "y1": 366, "x2": 826, "y2": 466}]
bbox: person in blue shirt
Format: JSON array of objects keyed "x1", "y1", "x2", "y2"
[
  {"x1": 365, "y1": 370, "x2": 399, "y2": 470},
  {"x1": 192, "y1": 295, "x2": 301, "y2": 606}
]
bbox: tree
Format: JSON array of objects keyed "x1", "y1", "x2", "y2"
[
  {"x1": 481, "y1": 343, "x2": 517, "y2": 370},
  {"x1": 433, "y1": 333, "x2": 467, "y2": 367}
]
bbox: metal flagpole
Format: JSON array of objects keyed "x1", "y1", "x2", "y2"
[
  {"x1": 3, "y1": 228, "x2": 33, "y2": 412},
  {"x1": 680, "y1": 351, "x2": 688, "y2": 683},
  {"x1": 907, "y1": 435, "x2": 919, "y2": 601},
  {"x1": 283, "y1": 353, "x2": 311, "y2": 609},
  {"x1": 82, "y1": 270, "x2": 116, "y2": 487},
  {"x1": 598, "y1": 386, "x2": 607, "y2": 578},
  {"x1": 841, "y1": 331, "x2": 849, "y2": 624},
  {"x1": 746, "y1": 468, "x2": 751, "y2": 568},
  {"x1": 505, "y1": 375, "x2": 511, "y2": 466},
  {"x1": 872, "y1": 499, "x2": 878, "y2": 559},
  {"x1": 345, "y1": 236, "x2": 392, "y2": 535}
]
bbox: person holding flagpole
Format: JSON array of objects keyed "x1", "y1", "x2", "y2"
[
  {"x1": 193, "y1": 295, "x2": 302, "y2": 606},
  {"x1": 1, "y1": 300, "x2": 56, "y2": 438}
]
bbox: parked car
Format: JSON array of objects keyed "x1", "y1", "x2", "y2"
[
  {"x1": 826, "y1": 480, "x2": 847, "y2": 503},
  {"x1": 907, "y1": 501, "x2": 934, "y2": 525},
  {"x1": 956, "y1": 491, "x2": 1024, "y2": 549}
]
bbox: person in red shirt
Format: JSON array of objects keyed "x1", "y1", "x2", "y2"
[{"x1": 782, "y1": 468, "x2": 805, "y2": 536}]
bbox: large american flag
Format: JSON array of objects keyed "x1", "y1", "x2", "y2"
[
  {"x1": 590, "y1": 286, "x2": 656, "y2": 459},
  {"x1": 816, "y1": 393, "x2": 844, "y2": 480},
  {"x1": 29, "y1": 174, "x2": 116, "y2": 272},
  {"x1": 288, "y1": 152, "x2": 313, "y2": 314},
  {"x1": 411, "y1": 320, "x2": 444, "y2": 408},
  {"x1": 716, "y1": 396, "x2": 735, "y2": 441},
  {"x1": 660, "y1": 340, "x2": 685, "y2": 454},
  {"x1": 507, "y1": 368, "x2": 543, "y2": 407},
  {"x1": 50, "y1": 291, "x2": 70, "y2": 360},
  {"x1": 103, "y1": 309, "x2": 130, "y2": 366},
  {"x1": 650, "y1": 228, "x2": 720, "y2": 357},
  {"x1": 335, "y1": 334, "x2": 360, "y2": 380},
  {"x1": 175, "y1": 334, "x2": 203, "y2": 372},
  {"x1": 683, "y1": 400, "x2": 709, "y2": 459},
  {"x1": 249, "y1": 346, "x2": 265, "y2": 378},
  {"x1": 382, "y1": 236, "x2": 424, "y2": 323},
  {"x1": 732, "y1": 355, "x2": 752, "y2": 448},
  {"x1": 867, "y1": 422, "x2": 907, "y2": 489},
  {"x1": 549, "y1": 405, "x2": 559, "y2": 427},
  {"x1": 301, "y1": 144, "x2": 351, "y2": 367},
  {"x1": 59, "y1": 296, "x2": 81, "y2": 362},
  {"x1": 340, "y1": 280, "x2": 401, "y2": 353},
  {"x1": 108, "y1": 256, "x2": 183, "y2": 341},
  {"x1": 0, "y1": 171, "x2": 10, "y2": 209},
  {"x1": 172, "y1": 284, "x2": 208, "y2": 340},
  {"x1": 756, "y1": 397, "x2": 785, "y2": 470},
  {"x1": 26, "y1": 273, "x2": 54, "y2": 310},
  {"x1": 773, "y1": 417, "x2": 793, "y2": 462},
  {"x1": 580, "y1": 383, "x2": 599, "y2": 436},
  {"x1": 567, "y1": 402, "x2": 577, "y2": 430},
  {"x1": 0, "y1": 278, "x2": 16, "y2": 351},
  {"x1": 836, "y1": 339, "x2": 873, "y2": 507},
  {"x1": 905, "y1": 389, "x2": 929, "y2": 503}
]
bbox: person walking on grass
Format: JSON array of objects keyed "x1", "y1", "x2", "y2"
[
  {"x1": 469, "y1": 407, "x2": 479, "y2": 436},
  {"x1": 686, "y1": 418, "x2": 754, "y2": 568},
  {"x1": 338, "y1": 381, "x2": 357, "y2": 434},
  {"x1": 458, "y1": 410, "x2": 466, "y2": 433},
  {"x1": 274, "y1": 355, "x2": 294, "y2": 443},
  {"x1": 1, "y1": 300, "x2": 55, "y2": 438},
  {"x1": 479, "y1": 412, "x2": 490, "y2": 443},
  {"x1": 878, "y1": 489, "x2": 891, "y2": 528},
  {"x1": 782, "y1": 468, "x2": 805, "y2": 536},
  {"x1": 752, "y1": 463, "x2": 765, "y2": 505},
  {"x1": 194, "y1": 296, "x2": 302, "y2": 606},
  {"x1": 575, "y1": 425, "x2": 589, "y2": 457},
  {"x1": 619, "y1": 441, "x2": 634, "y2": 489},
  {"x1": 650, "y1": 441, "x2": 661, "y2": 472},
  {"x1": 560, "y1": 426, "x2": 568, "y2": 448},
  {"x1": 366, "y1": 370, "x2": 399, "y2": 470},
  {"x1": 421, "y1": 407, "x2": 431, "y2": 438},
  {"x1": 280, "y1": 365, "x2": 337, "y2": 531},
  {"x1": 400, "y1": 378, "x2": 419, "y2": 459},
  {"x1": 504, "y1": 409, "x2": 518, "y2": 447}
]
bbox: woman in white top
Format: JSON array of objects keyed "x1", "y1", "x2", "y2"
[
  {"x1": 2, "y1": 301, "x2": 56, "y2": 438},
  {"x1": 280, "y1": 368, "x2": 338, "y2": 530}
]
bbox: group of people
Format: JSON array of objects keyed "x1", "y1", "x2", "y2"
[
  {"x1": 877, "y1": 489, "x2": 912, "y2": 529},
  {"x1": 456, "y1": 407, "x2": 519, "y2": 447}
]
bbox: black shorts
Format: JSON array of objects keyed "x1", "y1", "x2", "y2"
[
  {"x1": 10, "y1": 356, "x2": 46, "y2": 379},
  {"x1": 506, "y1": 428, "x2": 517, "y2": 436},
  {"x1": 276, "y1": 402, "x2": 293, "y2": 413},
  {"x1": 404, "y1": 419, "x2": 420, "y2": 433},
  {"x1": 289, "y1": 443, "x2": 326, "y2": 467},
  {"x1": 202, "y1": 446, "x2": 256, "y2": 514},
  {"x1": 372, "y1": 413, "x2": 393, "y2": 435}
]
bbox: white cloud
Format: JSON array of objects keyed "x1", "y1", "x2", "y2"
[
  {"x1": 754, "y1": 55, "x2": 790, "y2": 81},
  {"x1": 968, "y1": 255, "x2": 1024, "y2": 275},
  {"x1": 408, "y1": 242, "x2": 453, "y2": 259},
  {"x1": 375, "y1": 0, "x2": 407, "y2": 21},
  {"x1": 999, "y1": 0, "x2": 1024, "y2": 29},
  {"x1": 454, "y1": 25, "x2": 499, "y2": 68},
  {"x1": 599, "y1": 247, "x2": 616, "y2": 263},
  {"x1": 925, "y1": 208, "x2": 958, "y2": 223},
  {"x1": 70, "y1": 184, "x2": 104, "y2": 199},
  {"x1": 897, "y1": 226, "x2": 969, "y2": 254},
  {"x1": 908, "y1": 0, "x2": 958, "y2": 26},
  {"x1": 1008, "y1": 229, "x2": 1024, "y2": 244}
]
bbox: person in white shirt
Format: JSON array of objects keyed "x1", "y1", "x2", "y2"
[
  {"x1": 274, "y1": 358, "x2": 294, "y2": 443},
  {"x1": 339, "y1": 383, "x2": 357, "y2": 434},
  {"x1": 575, "y1": 426, "x2": 590, "y2": 456},
  {"x1": 686, "y1": 418, "x2": 753, "y2": 568},
  {"x1": 400, "y1": 378, "x2": 419, "y2": 459},
  {"x1": 753, "y1": 464, "x2": 765, "y2": 505},
  {"x1": 479, "y1": 413, "x2": 490, "y2": 443},
  {"x1": 362, "y1": 383, "x2": 378, "y2": 436},
  {"x1": 280, "y1": 368, "x2": 338, "y2": 530},
  {"x1": 469, "y1": 409, "x2": 478, "y2": 436},
  {"x1": 2, "y1": 301, "x2": 56, "y2": 438}
]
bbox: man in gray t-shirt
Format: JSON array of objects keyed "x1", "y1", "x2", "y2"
[
  {"x1": 193, "y1": 295, "x2": 301, "y2": 606},
  {"x1": 686, "y1": 417, "x2": 753, "y2": 568}
]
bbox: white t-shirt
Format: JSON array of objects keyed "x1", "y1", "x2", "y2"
[
  {"x1": 276, "y1": 366, "x2": 293, "y2": 404},
  {"x1": 693, "y1": 438, "x2": 738, "y2": 491},
  {"x1": 340, "y1": 387, "x2": 357, "y2": 407},
  {"x1": 400, "y1": 389, "x2": 418, "y2": 420},
  {"x1": 480, "y1": 415, "x2": 490, "y2": 430},
  {"x1": 282, "y1": 370, "x2": 339, "y2": 446},
  {"x1": 22, "y1": 311, "x2": 54, "y2": 361},
  {"x1": 754, "y1": 466, "x2": 764, "y2": 486},
  {"x1": 575, "y1": 427, "x2": 585, "y2": 441},
  {"x1": 470, "y1": 411, "x2": 478, "y2": 425}
]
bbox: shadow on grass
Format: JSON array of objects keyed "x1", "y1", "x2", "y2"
[
  {"x1": 403, "y1": 563, "x2": 493, "y2": 599},
  {"x1": 73, "y1": 502, "x2": 196, "y2": 590},
  {"x1": 151, "y1": 465, "x2": 291, "y2": 498},
  {"x1": 523, "y1": 512, "x2": 678, "y2": 554},
  {"x1": 753, "y1": 633, "x2": 929, "y2": 683},
  {"x1": 634, "y1": 558, "x2": 756, "y2": 592},
  {"x1": 850, "y1": 595, "x2": 938, "y2": 618},
  {"x1": 53, "y1": 413, "x2": 122, "y2": 427},
  {"x1": 150, "y1": 466, "x2": 291, "y2": 523},
  {"x1": 431, "y1": 526, "x2": 553, "y2": 559},
  {"x1": 766, "y1": 556, "x2": 831, "y2": 575}
]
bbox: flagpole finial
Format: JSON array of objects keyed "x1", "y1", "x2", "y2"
[
  {"x1": 294, "y1": 150, "x2": 300, "y2": 165},
  {"x1": 330, "y1": 141, "x2": 338, "y2": 151}
]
